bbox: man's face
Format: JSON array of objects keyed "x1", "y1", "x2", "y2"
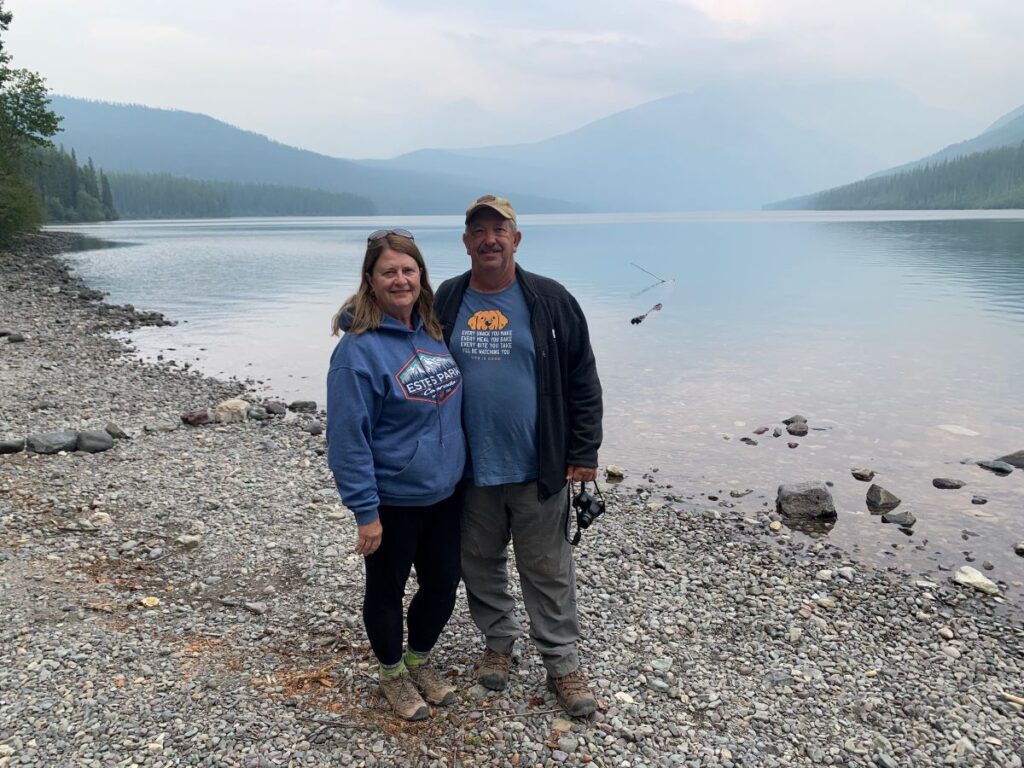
[{"x1": 463, "y1": 209, "x2": 521, "y2": 277}]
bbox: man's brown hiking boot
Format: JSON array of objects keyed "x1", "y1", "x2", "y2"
[
  {"x1": 548, "y1": 668, "x2": 597, "y2": 717},
  {"x1": 379, "y1": 670, "x2": 428, "y2": 721},
  {"x1": 475, "y1": 647, "x2": 512, "y2": 691},
  {"x1": 407, "y1": 661, "x2": 457, "y2": 705}
]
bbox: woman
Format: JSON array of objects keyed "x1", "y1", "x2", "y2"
[{"x1": 326, "y1": 229, "x2": 466, "y2": 721}]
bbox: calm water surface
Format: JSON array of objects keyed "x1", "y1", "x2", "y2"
[{"x1": 56, "y1": 212, "x2": 1024, "y2": 602}]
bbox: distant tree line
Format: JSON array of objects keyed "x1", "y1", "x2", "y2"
[
  {"x1": 27, "y1": 145, "x2": 117, "y2": 222},
  {"x1": 782, "y1": 142, "x2": 1024, "y2": 210},
  {"x1": 105, "y1": 173, "x2": 375, "y2": 219}
]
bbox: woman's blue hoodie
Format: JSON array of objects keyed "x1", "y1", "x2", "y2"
[{"x1": 326, "y1": 312, "x2": 466, "y2": 525}]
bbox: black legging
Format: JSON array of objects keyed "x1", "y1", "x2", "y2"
[{"x1": 362, "y1": 493, "x2": 462, "y2": 666}]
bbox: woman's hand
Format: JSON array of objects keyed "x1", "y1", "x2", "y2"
[{"x1": 355, "y1": 518, "x2": 383, "y2": 556}]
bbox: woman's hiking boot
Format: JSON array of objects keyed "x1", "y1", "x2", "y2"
[{"x1": 379, "y1": 669, "x2": 428, "y2": 721}]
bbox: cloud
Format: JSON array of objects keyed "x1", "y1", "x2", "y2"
[{"x1": 6, "y1": 0, "x2": 1024, "y2": 157}]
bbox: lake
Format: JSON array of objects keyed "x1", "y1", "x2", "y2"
[{"x1": 55, "y1": 212, "x2": 1024, "y2": 595}]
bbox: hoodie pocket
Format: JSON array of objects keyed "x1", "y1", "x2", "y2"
[{"x1": 380, "y1": 430, "x2": 466, "y2": 500}]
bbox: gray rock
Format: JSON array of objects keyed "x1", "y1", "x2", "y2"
[
  {"x1": 0, "y1": 327, "x2": 13, "y2": 337},
  {"x1": 264, "y1": 402, "x2": 288, "y2": 416},
  {"x1": 772, "y1": 426, "x2": 784, "y2": 437},
  {"x1": 104, "y1": 421, "x2": 130, "y2": 439},
  {"x1": 76, "y1": 430, "x2": 114, "y2": 453},
  {"x1": 244, "y1": 602, "x2": 268, "y2": 615},
  {"x1": 977, "y1": 460, "x2": 1013, "y2": 475},
  {"x1": 246, "y1": 405, "x2": 269, "y2": 420},
  {"x1": 6, "y1": 332, "x2": 26, "y2": 343},
  {"x1": 26, "y1": 430, "x2": 79, "y2": 454},
  {"x1": 995, "y1": 449, "x2": 1024, "y2": 469},
  {"x1": 782, "y1": 414, "x2": 807, "y2": 425},
  {"x1": 881, "y1": 509, "x2": 916, "y2": 527},
  {"x1": 302, "y1": 420, "x2": 324, "y2": 436},
  {"x1": 932, "y1": 478, "x2": 965, "y2": 489},
  {"x1": 288, "y1": 400, "x2": 317, "y2": 414},
  {"x1": 866, "y1": 484, "x2": 901, "y2": 513},
  {"x1": 971, "y1": 495, "x2": 988, "y2": 505},
  {"x1": 0, "y1": 437, "x2": 26, "y2": 454},
  {"x1": 1014, "y1": 541, "x2": 1024, "y2": 557},
  {"x1": 776, "y1": 482, "x2": 836, "y2": 519},
  {"x1": 851, "y1": 468, "x2": 875, "y2": 481},
  {"x1": 175, "y1": 534, "x2": 203, "y2": 550},
  {"x1": 786, "y1": 422, "x2": 809, "y2": 437}
]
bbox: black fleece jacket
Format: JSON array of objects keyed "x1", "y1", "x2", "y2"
[{"x1": 435, "y1": 265, "x2": 603, "y2": 501}]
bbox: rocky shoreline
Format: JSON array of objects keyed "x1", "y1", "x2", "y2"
[{"x1": 1, "y1": 233, "x2": 1022, "y2": 767}]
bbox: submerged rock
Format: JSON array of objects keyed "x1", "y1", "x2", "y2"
[
  {"x1": 782, "y1": 415, "x2": 807, "y2": 425},
  {"x1": 851, "y1": 468, "x2": 875, "y2": 482},
  {"x1": 786, "y1": 422, "x2": 809, "y2": 437},
  {"x1": 866, "y1": 484, "x2": 901, "y2": 514},
  {"x1": 977, "y1": 459, "x2": 1013, "y2": 475},
  {"x1": 932, "y1": 478, "x2": 965, "y2": 490},
  {"x1": 995, "y1": 449, "x2": 1024, "y2": 469},
  {"x1": 881, "y1": 509, "x2": 916, "y2": 527},
  {"x1": 776, "y1": 482, "x2": 836, "y2": 519}
]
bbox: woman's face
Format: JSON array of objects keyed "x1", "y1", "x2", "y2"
[{"x1": 368, "y1": 248, "x2": 422, "y2": 324}]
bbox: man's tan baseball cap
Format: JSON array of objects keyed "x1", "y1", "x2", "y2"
[{"x1": 465, "y1": 194, "x2": 516, "y2": 225}]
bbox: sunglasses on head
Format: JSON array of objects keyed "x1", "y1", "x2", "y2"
[{"x1": 367, "y1": 228, "x2": 414, "y2": 243}]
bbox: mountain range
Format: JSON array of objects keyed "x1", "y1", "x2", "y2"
[{"x1": 47, "y1": 84, "x2": 1012, "y2": 215}]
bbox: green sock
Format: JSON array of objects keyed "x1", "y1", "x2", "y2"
[
  {"x1": 404, "y1": 648, "x2": 429, "y2": 668},
  {"x1": 380, "y1": 660, "x2": 406, "y2": 678}
]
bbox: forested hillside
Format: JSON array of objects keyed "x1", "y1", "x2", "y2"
[
  {"x1": 769, "y1": 143, "x2": 1024, "y2": 210},
  {"x1": 28, "y1": 145, "x2": 117, "y2": 222},
  {"x1": 107, "y1": 173, "x2": 374, "y2": 219}
]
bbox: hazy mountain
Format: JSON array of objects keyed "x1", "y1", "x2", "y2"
[
  {"x1": 869, "y1": 102, "x2": 1024, "y2": 178},
  {"x1": 49, "y1": 84, "x2": 975, "y2": 214},
  {"x1": 47, "y1": 96, "x2": 576, "y2": 215},
  {"x1": 365, "y1": 83, "x2": 974, "y2": 211}
]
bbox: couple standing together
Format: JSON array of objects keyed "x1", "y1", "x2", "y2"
[{"x1": 326, "y1": 195, "x2": 603, "y2": 721}]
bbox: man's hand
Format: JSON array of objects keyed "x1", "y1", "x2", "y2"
[
  {"x1": 355, "y1": 518, "x2": 383, "y2": 556},
  {"x1": 567, "y1": 464, "x2": 597, "y2": 483}
]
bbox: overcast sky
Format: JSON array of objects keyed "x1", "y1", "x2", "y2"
[{"x1": 7, "y1": 0, "x2": 1024, "y2": 159}]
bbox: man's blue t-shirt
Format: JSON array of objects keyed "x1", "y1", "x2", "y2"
[{"x1": 451, "y1": 282, "x2": 538, "y2": 486}]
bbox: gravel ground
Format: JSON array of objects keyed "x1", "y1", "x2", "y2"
[{"x1": 2, "y1": 233, "x2": 1022, "y2": 767}]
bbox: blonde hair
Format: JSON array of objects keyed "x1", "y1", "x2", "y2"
[{"x1": 331, "y1": 233, "x2": 442, "y2": 340}]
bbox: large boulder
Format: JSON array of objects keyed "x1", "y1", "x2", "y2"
[
  {"x1": 0, "y1": 438, "x2": 26, "y2": 455},
  {"x1": 776, "y1": 482, "x2": 836, "y2": 519},
  {"x1": 77, "y1": 430, "x2": 114, "y2": 453},
  {"x1": 866, "y1": 484, "x2": 901, "y2": 513},
  {"x1": 995, "y1": 450, "x2": 1024, "y2": 469},
  {"x1": 26, "y1": 430, "x2": 79, "y2": 454},
  {"x1": 214, "y1": 399, "x2": 250, "y2": 424}
]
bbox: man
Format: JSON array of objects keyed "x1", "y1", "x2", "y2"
[{"x1": 435, "y1": 194, "x2": 603, "y2": 717}]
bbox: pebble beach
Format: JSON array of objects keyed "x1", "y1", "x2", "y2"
[{"x1": 1, "y1": 232, "x2": 1023, "y2": 767}]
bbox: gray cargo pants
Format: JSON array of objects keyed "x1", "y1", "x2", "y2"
[{"x1": 460, "y1": 480, "x2": 580, "y2": 678}]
